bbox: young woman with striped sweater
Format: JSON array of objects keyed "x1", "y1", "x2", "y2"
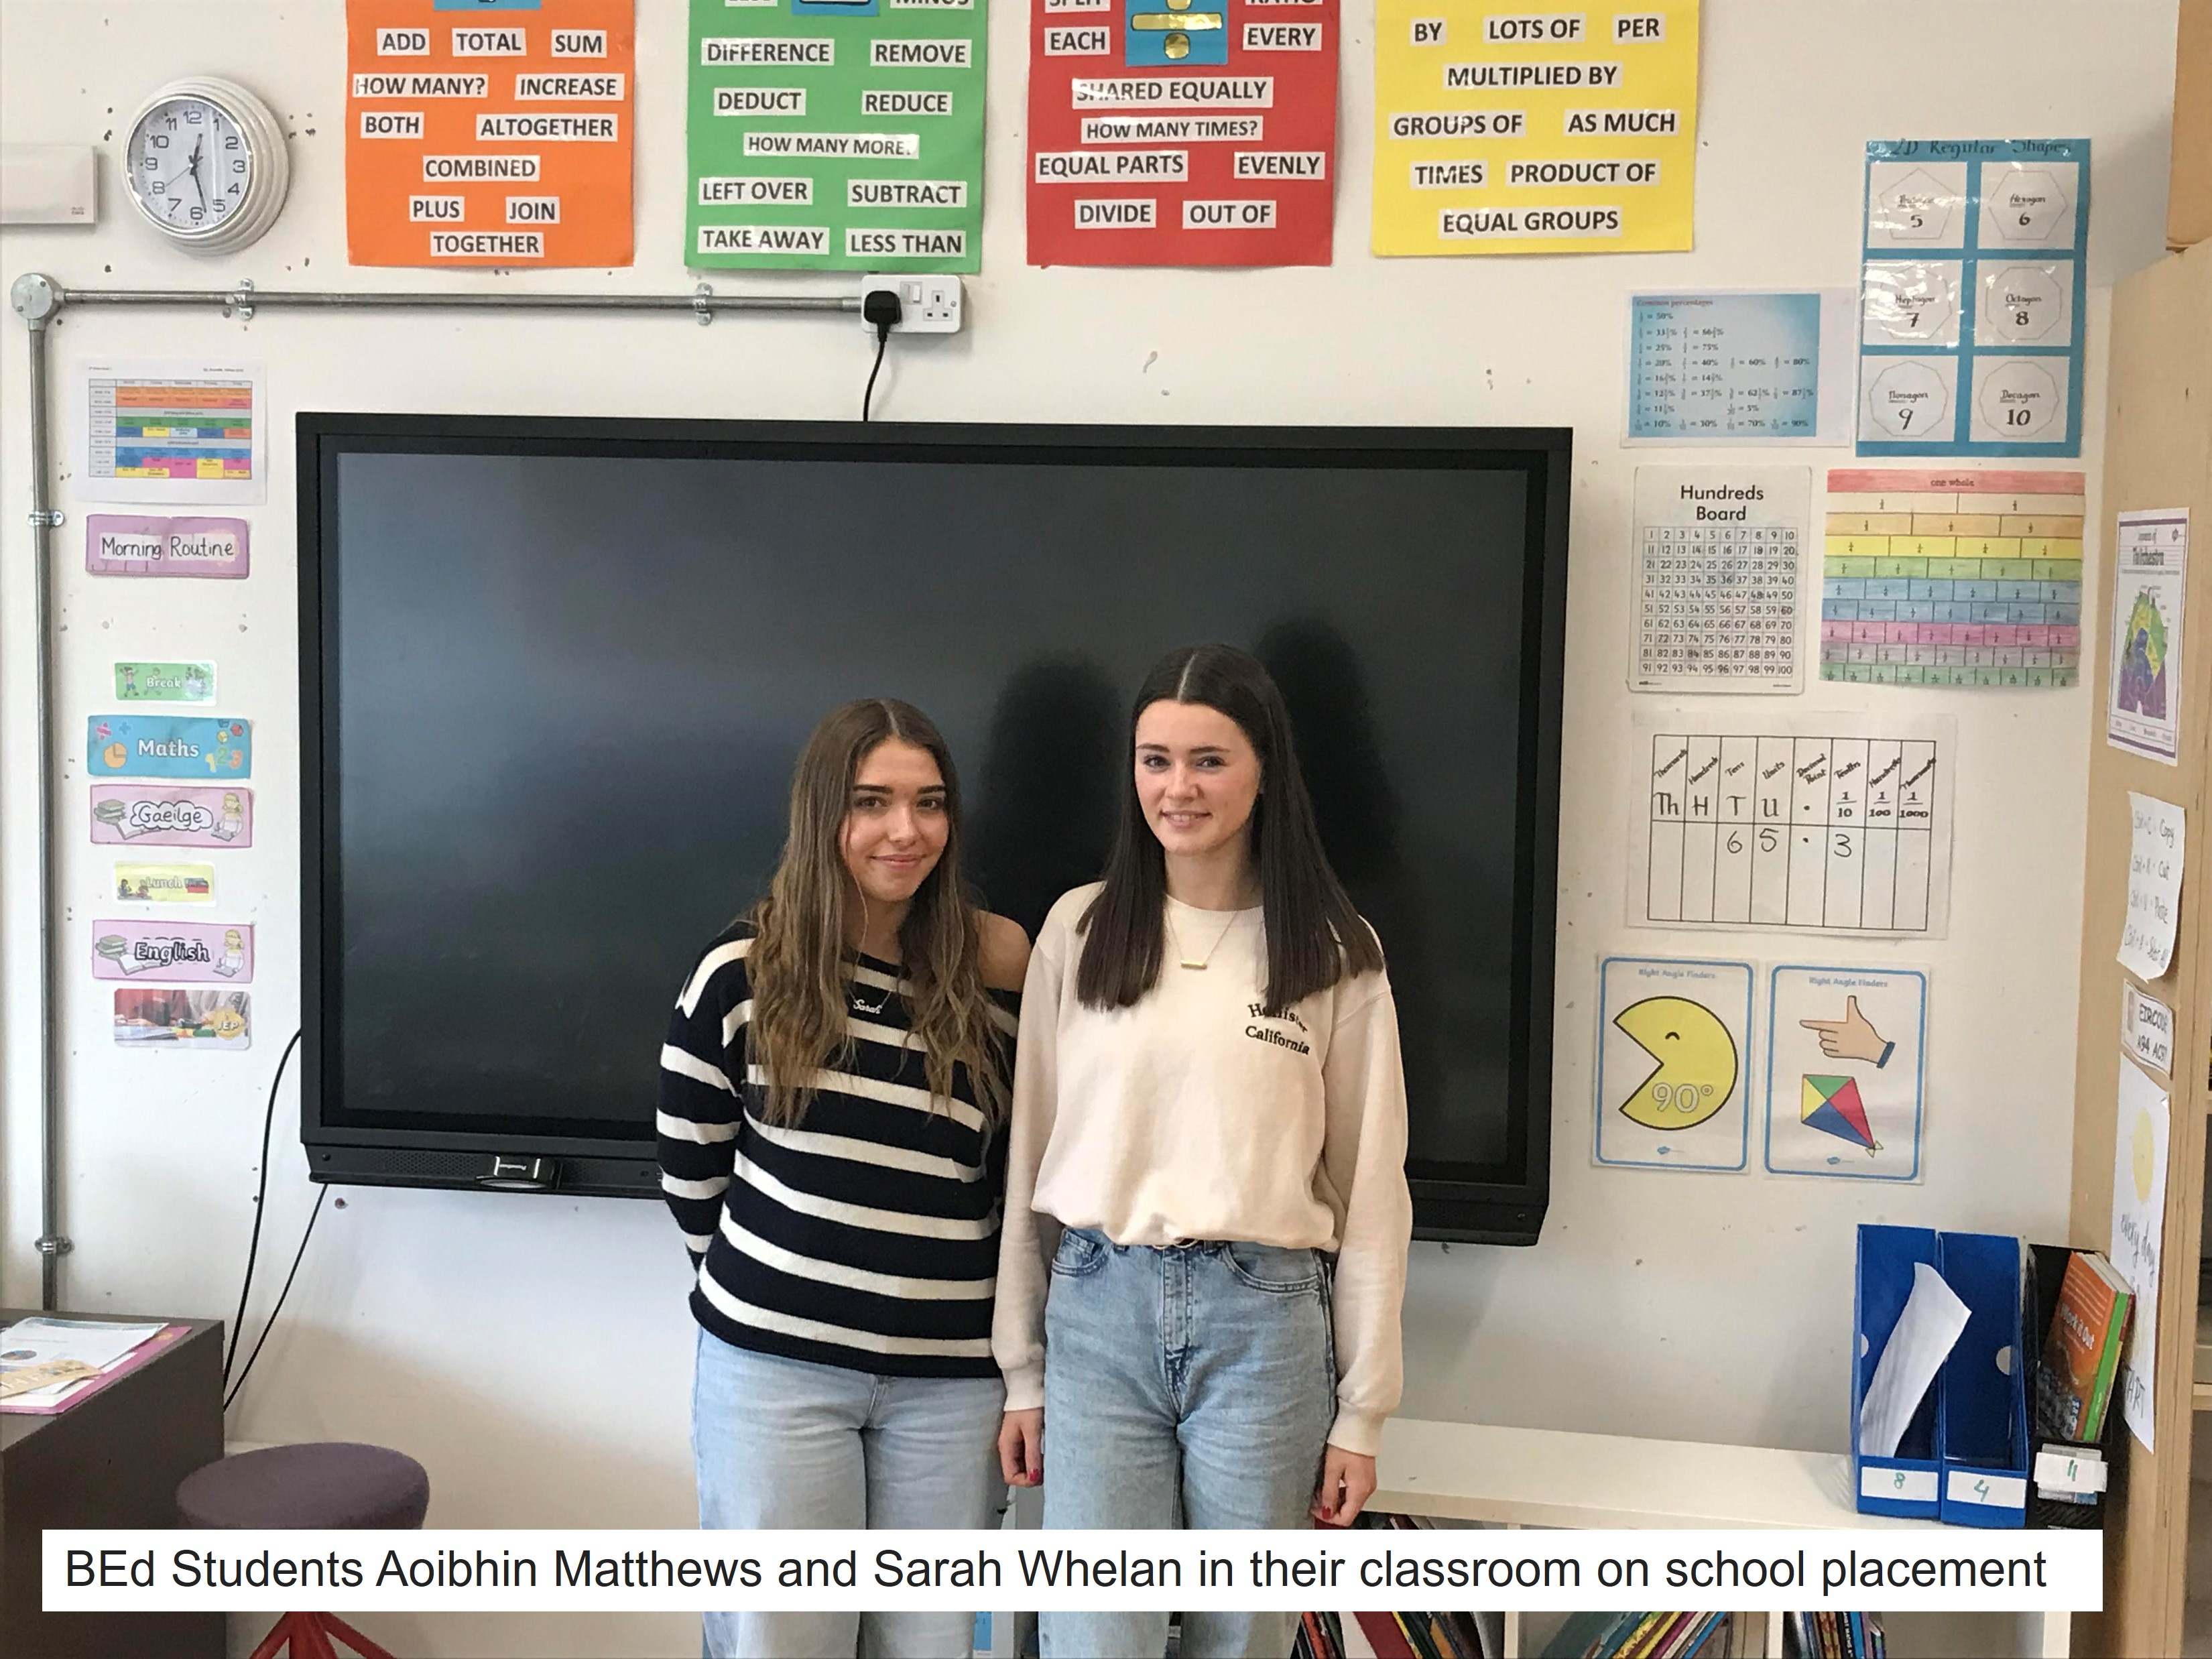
[{"x1": 658, "y1": 698, "x2": 1028, "y2": 1659}]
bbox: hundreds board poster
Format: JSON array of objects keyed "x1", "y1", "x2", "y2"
[
  {"x1": 1024, "y1": 0, "x2": 1339, "y2": 266},
  {"x1": 684, "y1": 0, "x2": 986, "y2": 273},
  {"x1": 344, "y1": 0, "x2": 636, "y2": 267}
]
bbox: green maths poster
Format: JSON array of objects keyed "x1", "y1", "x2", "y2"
[{"x1": 685, "y1": 0, "x2": 986, "y2": 273}]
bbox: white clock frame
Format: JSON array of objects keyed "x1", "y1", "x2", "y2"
[{"x1": 121, "y1": 76, "x2": 290, "y2": 255}]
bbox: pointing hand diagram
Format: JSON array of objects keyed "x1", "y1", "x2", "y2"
[{"x1": 1800, "y1": 995, "x2": 1894, "y2": 1068}]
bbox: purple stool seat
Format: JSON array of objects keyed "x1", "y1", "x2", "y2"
[{"x1": 177, "y1": 1442, "x2": 430, "y2": 1530}]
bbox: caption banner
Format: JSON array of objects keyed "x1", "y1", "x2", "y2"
[{"x1": 52, "y1": 1528, "x2": 2098, "y2": 1613}]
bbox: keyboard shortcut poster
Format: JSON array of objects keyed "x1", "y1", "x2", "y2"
[
  {"x1": 344, "y1": 0, "x2": 637, "y2": 267},
  {"x1": 685, "y1": 0, "x2": 987, "y2": 271},
  {"x1": 1371, "y1": 0, "x2": 1698, "y2": 256},
  {"x1": 1026, "y1": 0, "x2": 1339, "y2": 265}
]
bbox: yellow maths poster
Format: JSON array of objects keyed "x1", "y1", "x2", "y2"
[{"x1": 1371, "y1": 0, "x2": 1699, "y2": 255}]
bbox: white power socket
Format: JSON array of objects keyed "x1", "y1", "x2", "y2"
[{"x1": 859, "y1": 274, "x2": 964, "y2": 334}]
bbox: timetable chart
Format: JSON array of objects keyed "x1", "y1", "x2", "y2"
[
  {"x1": 1821, "y1": 467, "x2": 2083, "y2": 686},
  {"x1": 86, "y1": 375, "x2": 254, "y2": 482}
]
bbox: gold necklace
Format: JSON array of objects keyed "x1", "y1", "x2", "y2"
[{"x1": 1168, "y1": 906, "x2": 1244, "y2": 971}]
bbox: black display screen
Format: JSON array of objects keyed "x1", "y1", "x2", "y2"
[{"x1": 303, "y1": 419, "x2": 1567, "y2": 1238}]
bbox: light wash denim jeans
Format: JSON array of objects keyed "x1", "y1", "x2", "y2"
[
  {"x1": 1040, "y1": 1229, "x2": 1337, "y2": 1659},
  {"x1": 693, "y1": 1331, "x2": 1007, "y2": 1659}
]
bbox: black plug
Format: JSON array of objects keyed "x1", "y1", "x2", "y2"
[
  {"x1": 861, "y1": 289, "x2": 902, "y2": 420},
  {"x1": 863, "y1": 287, "x2": 903, "y2": 342}
]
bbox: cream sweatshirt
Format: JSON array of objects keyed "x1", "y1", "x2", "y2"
[{"x1": 992, "y1": 883, "x2": 1414, "y2": 1457}]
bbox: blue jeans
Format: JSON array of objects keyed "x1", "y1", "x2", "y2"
[
  {"x1": 693, "y1": 1331, "x2": 1007, "y2": 1659},
  {"x1": 1040, "y1": 1229, "x2": 1337, "y2": 1659}
]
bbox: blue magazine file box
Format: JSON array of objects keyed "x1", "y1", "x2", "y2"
[
  {"x1": 1935, "y1": 1231, "x2": 2031, "y2": 1528},
  {"x1": 1853, "y1": 1224, "x2": 1943, "y2": 1518}
]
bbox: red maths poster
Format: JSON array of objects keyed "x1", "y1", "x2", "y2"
[{"x1": 1025, "y1": 0, "x2": 1338, "y2": 266}]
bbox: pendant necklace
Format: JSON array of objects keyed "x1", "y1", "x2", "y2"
[
  {"x1": 1169, "y1": 905, "x2": 1245, "y2": 971},
  {"x1": 849, "y1": 973, "x2": 894, "y2": 1016}
]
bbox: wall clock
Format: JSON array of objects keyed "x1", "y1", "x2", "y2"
[{"x1": 123, "y1": 77, "x2": 289, "y2": 254}]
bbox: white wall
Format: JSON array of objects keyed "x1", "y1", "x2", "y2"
[{"x1": 0, "y1": 3, "x2": 2180, "y2": 1654}]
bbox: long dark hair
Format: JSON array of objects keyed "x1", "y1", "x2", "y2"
[
  {"x1": 1075, "y1": 644, "x2": 1382, "y2": 1013},
  {"x1": 747, "y1": 698, "x2": 1009, "y2": 1127}
]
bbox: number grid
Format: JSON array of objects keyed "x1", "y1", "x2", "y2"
[{"x1": 1636, "y1": 521, "x2": 1800, "y2": 686}]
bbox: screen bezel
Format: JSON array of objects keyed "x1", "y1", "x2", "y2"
[{"x1": 300, "y1": 414, "x2": 1569, "y2": 1243}]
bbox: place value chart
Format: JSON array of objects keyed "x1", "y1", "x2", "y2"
[
  {"x1": 685, "y1": 0, "x2": 986, "y2": 271},
  {"x1": 1630, "y1": 715, "x2": 1954, "y2": 939},
  {"x1": 1025, "y1": 0, "x2": 1339, "y2": 265},
  {"x1": 1822, "y1": 467, "x2": 2084, "y2": 686}
]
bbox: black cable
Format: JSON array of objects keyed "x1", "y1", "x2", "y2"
[
  {"x1": 224, "y1": 1028, "x2": 302, "y2": 1386},
  {"x1": 226, "y1": 1183, "x2": 328, "y2": 1412},
  {"x1": 862, "y1": 326, "x2": 890, "y2": 422}
]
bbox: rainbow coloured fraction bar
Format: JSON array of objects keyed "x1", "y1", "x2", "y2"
[
  {"x1": 86, "y1": 376, "x2": 255, "y2": 482},
  {"x1": 1821, "y1": 469, "x2": 2085, "y2": 687}
]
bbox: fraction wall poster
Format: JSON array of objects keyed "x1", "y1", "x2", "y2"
[
  {"x1": 1371, "y1": 0, "x2": 1697, "y2": 256},
  {"x1": 1025, "y1": 0, "x2": 1338, "y2": 266},
  {"x1": 345, "y1": 0, "x2": 636, "y2": 267},
  {"x1": 686, "y1": 0, "x2": 986, "y2": 273}
]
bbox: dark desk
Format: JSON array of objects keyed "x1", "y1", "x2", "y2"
[{"x1": 0, "y1": 1310, "x2": 225, "y2": 1659}]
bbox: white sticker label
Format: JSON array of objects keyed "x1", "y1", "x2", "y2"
[
  {"x1": 1507, "y1": 157, "x2": 1658, "y2": 185},
  {"x1": 1081, "y1": 115, "x2": 1262, "y2": 141},
  {"x1": 743, "y1": 131, "x2": 919, "y2": 158},
  {"x1": 377, "y1": 27, "x2": 430, "y2": 55},
  {"x1": 870, "y1": 38, "x2": 972, "y2": 66},
  {"x1": 505, "y1": 196, "x2": 560, "y2": 224},
  {"x1": 1072, "y1": 77, "x2": 1273, "y2": 107},
  {"x1": 1075, "y1": 197, "x2": 1156, "y2": 227},
  {"x1": 1233, "y1": 150, "x2": 1325, "y2": 179},
  {"x1": 1410, "y1": 17, "x2": 1447, "y2": 42},
  {"x1": 1036, "y1": 149, "x2": 1188, "y2": 182},
  {"x1": 424, "y1": 154, "x2": 541, "y2": 181},
  {"x1": 1045, "y1": 0, "x2": 1112, "y2": 11},
  {"x1": 1564, "y1": 106, "x2": 1677, "y2": 134},
  {"x1": 862, "y1": 88, "x2": 952, "y2": 115},
  {"x1": 1045, "y1": 26, "x2": 1112, "y2": 54},
  {"x1": 849, "y1": 178, "x2": 967, "y2": 207},
  {"x1": 2034, "y1": 1449, "x2": 2108, "y2": 1494},
  {"x1": 475, "y1": 113, "x2": 617, "y2": 140},
  {"x1": 703, "y1": 38, "x2": 834, "y2": 64},
  {"x1": 1184, "y1": 198, "x2": 1277, "y2": 228},
  {"x1": 353, "y1": 73, "x2": 487, "y2": 97},
  {"x1": 552, "y1": 29, "x2": 609, "y2": 55},
  {"x1": 1858, "y1": 1466, "x2": 1938, "y2": 1502},
  {"x1": 360, "y1": 111, "x2": 426, "y2": 139},
  {"x1": 845, "y1": 227, "x2": 967, "y2": 258},
  {"x1": 430, "y1": 231, "x2": 544, "y2": 257},
  {"x1": 1388, "y1": 109, "x2": 1524, "y2": 138},
  {"x1": 2124, "y1": 983, "x2": 2176, "y2": 1075},
  {"x1": 514, "y1": 72, "x2": 625, "y2": 100},
  {"x1": 716, "y1": 88, "x2": 808, "y2": 117},
  {"x1": 451, "y1": 27, "x2": 528, "y2": 55},
  {"x1": 1244, "y1": 21, "x2": 1321, "y2": 48},
  {"x1": 1945, "y1": 1471, "x2": 2027, "y2": 1509},
  {"x1": 699, "y1": 176, "x2": 815, "y2": 204},
  {"x1": 1613, "y1": 10, "x2": 1664, "y2": 39},
  {"x1": 1446, "y1": 60, "x2": 1619, "y2": 88},
  {"x1": 696, "y1": 224, "x2": 831, "y2": 254},
  {"x1": 408, "y1": 195, "x2": 466, "y2": 221},
  {"x1": 1410, "y1": 159, "x2": 1487, "y2": 188}
]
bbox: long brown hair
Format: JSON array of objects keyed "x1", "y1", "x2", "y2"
[
  {"x1": 1077, "y1": 644, "x2": 1382, "y2": 1013},
  {"x1": 745, "y1": 698, "x2": 1009, "y2": 1128}
]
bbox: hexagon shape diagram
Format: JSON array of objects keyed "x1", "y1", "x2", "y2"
[{"x1": 1987, "y1": 169, "x2": 2069, "y2": 242}]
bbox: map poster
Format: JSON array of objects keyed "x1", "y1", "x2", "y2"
[
  {"x1": 1371, "y1": 0, "x2": 1698, "y2": 257},
  {"x1": 1594, "y1": 956, "x2": 1752, "y2": 1172},
  {"x1": 2106, "y1": 509, "x2": 2189, "y2": 764},
  {"x1": 686, "y1": 0, "x2": 987, "y2": 273},
  {"x1": 345, "y1": 0, "x2": 636, "y2": 267},
  {"x1": 1024, "y1": 0, "x2": 1339, "y2": 267}
]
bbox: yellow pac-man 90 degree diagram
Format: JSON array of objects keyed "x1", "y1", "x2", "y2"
[{"x1": 1612, "y1": 993, "x2": 1736, "y2": 1129}]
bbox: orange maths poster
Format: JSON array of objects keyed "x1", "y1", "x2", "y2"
[{"x1": 345, "y1": 0, "x2": 635, "y2": 267}]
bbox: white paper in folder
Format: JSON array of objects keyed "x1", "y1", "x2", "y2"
[{"x1": 1860, "y1": 1262, "x2": 1971, "y2": 1458}]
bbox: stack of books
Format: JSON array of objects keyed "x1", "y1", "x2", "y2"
[
  {"x1": 2035, "y1": 1249, "x2": 2133, "y2": 1445},
  {"x1": 1540, "y1": 1611, "x2": 1745, "y2": 1658},
  {"x1": 1292, "y1": 1607, "x2": 1498, "y2": 1659},
  {"x1": 1781, "y1": 1611, "x2": 1886, "y2": 1658}
]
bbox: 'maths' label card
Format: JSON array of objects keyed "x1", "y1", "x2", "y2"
[{"x1": 87, "y1": 716, "x2": 252, "y2": 780}]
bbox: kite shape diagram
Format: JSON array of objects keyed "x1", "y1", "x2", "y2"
[
  {"x1": 1595, "y1": 956, "x2": 1751, "y2": 1172},
  {"x1": 1801, "y1": 1072, "x2": 1877, "y2": 1153}
]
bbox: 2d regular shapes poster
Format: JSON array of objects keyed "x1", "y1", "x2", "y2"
[
  {"x1": 686, "y1": 0, "x2": 987, "y2": 271},
  {"x1": 345, "y1": 0, "x2": 637, "y2": 267},
  {"x1": 1026, "y1": 0, "x2": 1339, "y2": 265},
  {"x1": 1371, "y1": 0, "x2": 1698, "y2": 256}
]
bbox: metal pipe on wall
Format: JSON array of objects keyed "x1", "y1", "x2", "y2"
[{"x1": 7, "y1": 271, "x2": 875, "y2": 1310}]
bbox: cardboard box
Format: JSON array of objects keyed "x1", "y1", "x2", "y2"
[{"x1": 2175, "y1": 0, "x2": 2211, "y2": 249}]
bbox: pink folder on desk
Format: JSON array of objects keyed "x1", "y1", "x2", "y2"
[{"x1": 0, "y1": 1323, "x2": 192, "y2": 1415}]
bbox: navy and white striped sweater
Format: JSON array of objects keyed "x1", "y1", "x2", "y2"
[{"x1": 658, "y1": 927, "x2": 1016, "y2": 1377}]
